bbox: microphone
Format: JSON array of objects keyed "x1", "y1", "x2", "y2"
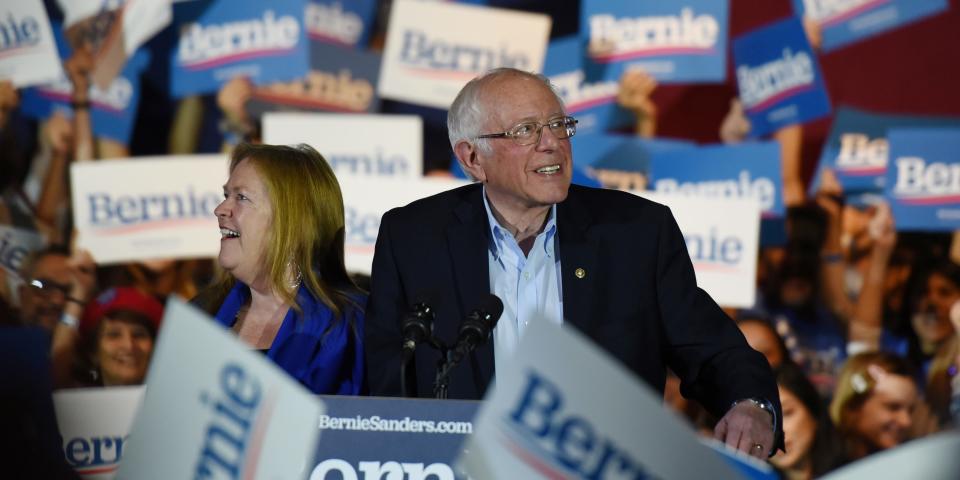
[
  {"x1": 452, "y1": 294, "x2": 504, "y2": 357},
  {"x1": 401, "y1": 293, "x2": 437, "y2": 356}
]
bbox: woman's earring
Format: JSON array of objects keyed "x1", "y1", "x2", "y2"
[{"x1": 288, "y1": 262, "x2": 302, "y2": 290}]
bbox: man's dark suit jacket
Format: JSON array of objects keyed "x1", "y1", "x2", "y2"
[{"x1": 365, "y1": 183, "x2": 782, "y2": 447}]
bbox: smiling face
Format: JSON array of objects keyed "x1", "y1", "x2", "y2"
[
  {"x1": 913, "y1": 272, "x2": 959, "y2": 347},
  {"x1": 96, "y1": 317, "x2": 154, "y2": 386},
  {"x1": 848, "y1": 373, "x2": 917, "y2": 451},
  {"x1": 214, "y1": 158, "x2": 274, "y2": 288},
  {"x1": 458, "y1": 74, "x2": 572, "y2": 217}
]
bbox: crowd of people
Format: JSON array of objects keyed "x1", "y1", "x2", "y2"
[{"x1": 2, "y1": 2, "x2": 959, "y2": 479}]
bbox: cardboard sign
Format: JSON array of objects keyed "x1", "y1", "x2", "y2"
[
  {"x1": 581, "y1": 0, "x2": 728, "y2": 84},
  {"x1": 0, "y1": 0, "x2": 63, "y2": 87},
  {"x1": 117, "y1": 297, "x2": 323, "y2": 479},
  {"x1": 338, "y1": 177, "x2": 468, "y2": 274},
  {"x1": 792, "y1": 0, "x2": 949, "y2": 53},
  {"x1": 378, "y1": 0, "x2": 551, "y2": 109},
  {"x1": 70, "y1": 155, "x2": 227, "y2": 264},
  {"x1": 733, "y1": 17, "x2": 831, "y2": 137},
  {"x1": 20, "y1": 22, "x2": 150, "y2": 145},
  {"x1": 169, "y1": 0, "x2": 310, "y2": 98},
  {"x1": 248, "y1": 41, "x2": 381, "y2": 116},
  {"x1": 459, "y1": 320, "x2": 774, "y2": 479},
  {"x1": 636, "y1": 192, "x2": 760, "y2": 308},
  {"x1": 311, "y1": 395, "x2": 479, "y2": 479},
  {"x1": 262, "y1": 112, "x2": 423, "y2": 179},
  {"x1": 810, "y1": 107, "x2": 960, "y2": 194},
  {"x1": 822, "y1": 431, "x2": 960, "y2": 480},
  {"x1": 544, "y1": 36, "x2": 635, "y2": 136},
  {"x1": 305, "y1": 0, "x2": 378, "y2": 48},
  {"x1": 885, "y1": 128, "x2": 960, "y2": 232},
  {"x1": 0, "y1": 224, "x2": 46, "y2": 278},
  {"x1": 53, "y1": 386, "x2": 145, "y2": 479},
  {"x1": 650, "y1": 142, "x2": 784, "y2": 218}
]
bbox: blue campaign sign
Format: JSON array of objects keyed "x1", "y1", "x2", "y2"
[
  {"x1": 885, "y1": 128, "x2": 960, "y2": 232},
  {"x1": 248, "y1": 41, "x2": 381, "y2": 116},
  {"x1": 733, "y1": 17, "x2": 831, "y2": 138},
  {"x1": 311, "y1": 396, "x2": 479, "y2": 479},
  {"x1": 18, "y1": 23, "x2": 150, "y2": 145},
  {"x1": 810, "y1": 107, "x2": 960, "y2": 194},
  {"x1": 791, "y1": 0, "x2": 949, "y2": 52},
  {"x1": 573, "y1": 133, "x2": 694, "y2": 174},
  {"x1": 544, "y1": 36, "x2": 634, "y2": 136},
  {"x1": 169, "y1": 0, "x2": 310, "y2": 98},
  {"x1": 580, "y1": 0, "x2": 728, "y2": 84},
  {"x1": 305, "y1": 0, "x2": 378, "y2": 48},
  {"x1": 649, "y1": 142, "x2": 784, "y2": 218}
]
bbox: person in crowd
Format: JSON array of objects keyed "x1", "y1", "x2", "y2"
[
  {"x1": 771, "y1": 361, "x2": 847, "y2": 480},
  {"x1": 737, "y1": 316, "x2": 789, "y2": 369},
  {"x1": 365, "y1": 67, "x2": 782, "y2": 459},
  {"x1": 195, "y1": 143, "x2": 365, "y2": 395},
  {"x1": 18, "y1": 247, "x2": 95, "y2": 335},
  {"x1": 829, "y1": 352, "x2": 919, "y2": 461},
  {"x1": 69, "y1": 287, "x2": 163, "y2": 387},
  {"x1": 905, "y1": 262, "x2": 960, "y2": 425}
]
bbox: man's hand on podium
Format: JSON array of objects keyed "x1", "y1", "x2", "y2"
[{"x1": 714, "y1": 399, "x2": 776, "y2": 459}]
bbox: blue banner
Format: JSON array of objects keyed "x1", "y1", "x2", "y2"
[
  {"x1": 19, "y1": 22, "x2": 149, "y2": 145},
  {"x1": 650, "y1": 142, "x2": 784, "y2": 218},
  {"x1": 810, "y1": 107, "x2": 960, "y2": 195},
  {"x1": 312, "y1": 396, "x2": 478, "y2": 480},
  {"x1": 885, "y1": 128, "x2": 960, "y2": 232},
  {"x1": 580, "y1": 0, "x2": 728, "y2": 84},
  {"x1": 305, "y1": 0, "x2": 378, "y2": 48},
  {"x1": 248, "y1": 41, "x2": 381, "y2": 116},
  {"x1": 732, "y1": 17, "x2": 831, "y2": 138},
  {"x1": 169, "y1": 0, "x2": 310, "y2": 98},
  {"x1": 545, "y1": 36, "x2": 634, "y2": 136},
  {"x1": 791, "y1": 0, "x2": 949, "y2": 52}
]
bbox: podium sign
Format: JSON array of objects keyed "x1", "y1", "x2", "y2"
[{"x1": 310, "y1": 396, "x2": 479, "y2": 479}]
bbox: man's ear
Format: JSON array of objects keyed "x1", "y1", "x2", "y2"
[{"x1": 454, "y1": 140, "x2": 485, "y2": 182}]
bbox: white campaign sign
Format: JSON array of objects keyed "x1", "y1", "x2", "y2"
[
  {"x1": 118, "y1": 297, "x2": 323, "y2": 479},
  {"x1": 70, "y1": 155, "x2": 227, "y2": 264},
  {"x1": 0, "y1": 0, "x2": 63, "y2": 87},
  {"x1": 339, "y1": 176, "x2": 468, "y2": 274},
  {"x1": 459, "y1": 320, "x2": 753, "y2": 480},
  {"x1": 262, "y1": 112, "x2": 424, "y2": 180},
  {"x1": 378, "y1": 0, "x2": 551, "y2": 108},
  {"x1": 0, "y1": 224, "x2": 46, "y2": 277},
  {"x1": 635, "y1": 191, "x2": 760, "y2": 308},
  {"x1": 822, "y1": 431, "x2": 960, "y2": 480},
  {"x1": 53, "y1": 386, "x2": 145, "y2": 480}
]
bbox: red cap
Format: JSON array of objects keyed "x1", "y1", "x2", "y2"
[{"x1": 80, "y1": 287, "x2": 164, "y2": 337}]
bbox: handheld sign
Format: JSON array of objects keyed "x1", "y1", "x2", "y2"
[
  {"x1": 792, "y1": 0, "x2": 949, "y2": 53},
  {"x1": 305, "y1": 0, "x2": 379, "y2": 48},
  {"x1": 117, "y1": 297, "x2": 323, "y2": 479},
  {"x1": 0, "y1": 224, "x2": 46, "y2": 278},
  {"x1": 262, "y1": 112, "x2": 423, "y2": 180},
  {"x1": 821, "y1": 431, "x2": 960, "y2": 480},
  {"x1": 733, "y1": 17, "x2": 831, "y2": 137},
  {"x1": 53, "y1": 386, "x2": 145, "y2": 479},
  {"x1": 70, "y1": 155, "x2": 227, "y2": 264},
  {"x1": 581, "y1": 0, "x2": 728, "y2": 84},
  {"x1": 459, "y1": 320, "x2": 774, "y2": 479},
  {"x1": 0, "y1": 0, "x2": 63, "y2": 87},
  {"x1": 378, "y1": 0, "x2": 551, "y2": 109},
  {"x1": 885, "y1": 128, "x2": 960, "y2": 232}
]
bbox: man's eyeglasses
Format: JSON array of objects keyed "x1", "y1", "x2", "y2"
[
  {"x1": 476, "y1": 116, "x2": 578, "y2": 146},
  {"x1": 29, "y1": 278, "x2": 71, "y2": 298}
]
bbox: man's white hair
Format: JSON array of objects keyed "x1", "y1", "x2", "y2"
[{"x1": 446, "y1": 68, "x2": 566, "y2": 156}]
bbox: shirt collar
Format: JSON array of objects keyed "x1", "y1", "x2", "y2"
[{"x1": 481, "y1": 186, "x2": 558, "y2": 261}]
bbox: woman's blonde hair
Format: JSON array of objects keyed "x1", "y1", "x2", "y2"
[
  {"x1": 829, "y1": 351, "x2": 914, "y2": 429},
  {"x1": 205, "y1": 143, "x2": 358, "y2": 317}
]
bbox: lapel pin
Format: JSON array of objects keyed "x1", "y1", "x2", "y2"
[{"x1": 575, "y1": 268, "x2": 586, "y2": 279}]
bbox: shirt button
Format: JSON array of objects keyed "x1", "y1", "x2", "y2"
[{"x1": 523, "y1": 272, "x2": 531, "y2": 280}]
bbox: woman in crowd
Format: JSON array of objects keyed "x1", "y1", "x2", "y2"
[
  {"x1": 829, "y1": 352, "x2": 919, "y2": 461},
  {"x1": 74, "y1": 287, "x2": 163, "y2": 387},
  {"x1": 771, "y1": 361, "x2": 847, "y2": 479},
  {"x1": 196, "y1": 143, "x2": 365, "y2": 395}
]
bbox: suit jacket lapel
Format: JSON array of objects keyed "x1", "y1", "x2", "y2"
[
  {"x1": 558, "y1": 188, "x2": 598, "y2": 337},
  {"x1": 445, "y1": 185, "x2": 495, "y2": 393}
]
